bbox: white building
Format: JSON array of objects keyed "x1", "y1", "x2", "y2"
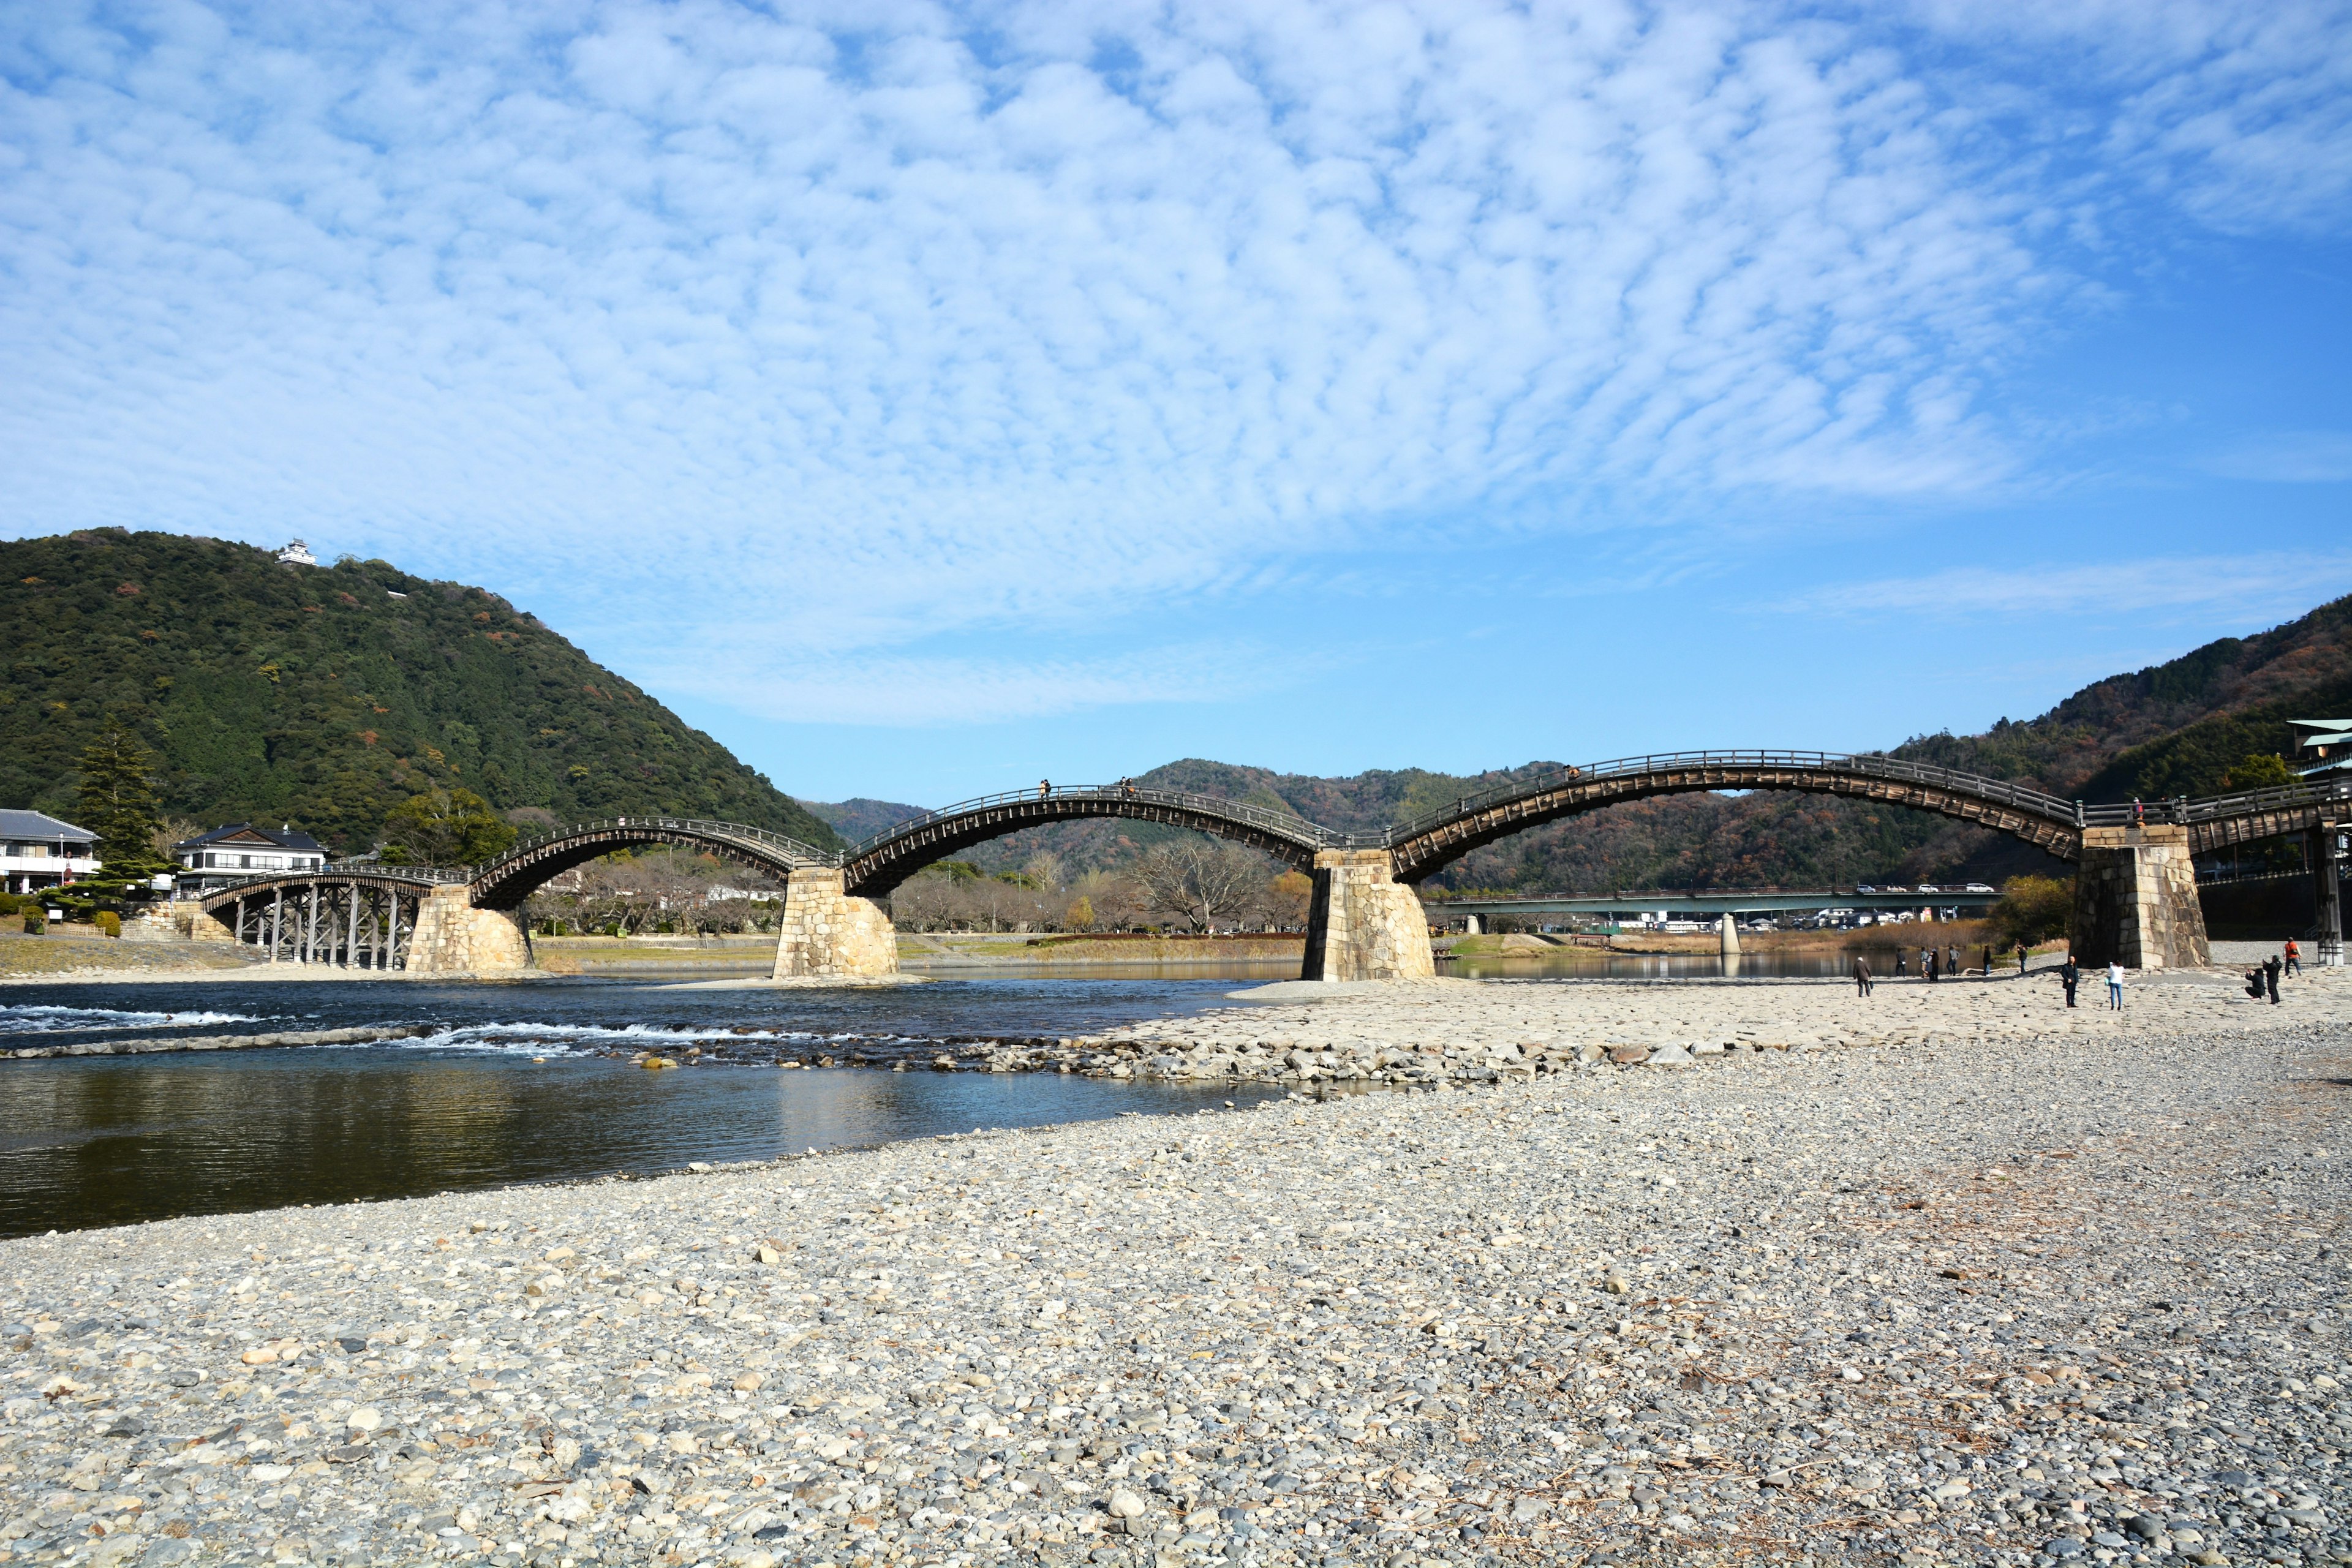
[
  {"x1": 172, "y1": 824, "x2": 328, "y2": 892},
  {"x1": 276, "y1": 539, "x2": 318, "y2": 566},
  {"x1": 0, "y1": 810, "x2": 101, "y2": 893}
]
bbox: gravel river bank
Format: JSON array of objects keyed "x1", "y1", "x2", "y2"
[{"x1": 0, "y1": 970, "x2": 2346, "y2": 1568}]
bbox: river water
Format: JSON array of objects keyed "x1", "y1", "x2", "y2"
[
  {"x1": 0, "y1": 977, "x2": 1284, "y2": 1240},
  {"x1": 0, "y1": 948, "x2": 1945, "y2": 1239}
]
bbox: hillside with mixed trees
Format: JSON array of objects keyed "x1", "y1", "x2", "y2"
[
  {"x1": 0, "y1": 530, "x2": 839, "y2": 856},
  {"x1": 806, "y1": 594, "x2": 2352, "y2": 895}
]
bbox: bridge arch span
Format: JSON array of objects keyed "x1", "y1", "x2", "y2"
[
  {"x1": 467, "y1": 818, "x2": 833, "y2": 910},
  {"x1": 840, "y1": 786, "x2": 1332, "y2": 898},
  {"x1": 1384, "y1": 752, "x2": 2086, "y2": 884}
]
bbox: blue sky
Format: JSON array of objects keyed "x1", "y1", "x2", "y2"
[{"x1": 4, "y1": 1, "x2": 2348, "y2": 806}]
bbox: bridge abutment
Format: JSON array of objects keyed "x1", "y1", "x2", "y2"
[
  {"x1": 2070, "y1": 824, "x2": 2210, "y2": 970},
  {"x1": 408, "y1": 885, "x2": 532, "y2": 974},
  {"x1": 1303, "y1": 851, "x2": 1436, "y2": 981},
  {"x1": 774, "y1": 869, "x2": 900, "y2": 980}
]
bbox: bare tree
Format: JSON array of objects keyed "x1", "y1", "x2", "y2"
[{"x1": 1127, "y1": 841, "x2": 1271, "y2": 932}]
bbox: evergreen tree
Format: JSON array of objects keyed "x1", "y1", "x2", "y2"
[
  {"x1": 74, "y1": 723, "x2": 172, "y2": 886},
  {"x1": 379, "y1": 786, "x2": 517, "y2": 867}
]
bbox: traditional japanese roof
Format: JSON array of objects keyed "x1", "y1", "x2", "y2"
[
  {"x1": 172, "y1": 823, "x2": 326, "y2": 854},
  {"x1": 0, "y1": 809, "x2": 96, "y2": 844}
]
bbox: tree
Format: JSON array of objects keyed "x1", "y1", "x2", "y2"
[
  {"x1": 74, "y1": 724, "x2": 172, "y2": 887},
  {"x1": 2222, "y1": 752, "x2": 2296, "y2": 791},
  {"x1": 1991, "y1": 874, "x2": 2073, "y2": 949},
  {"x1": 1268, "y1": 869, "x2": 1314, "y2": 929},
  {"x1": 1127, "y1": 841, "x2": 1270, "y2": 932},
  {"x1": 379, "y1": 786, "x2": 517, "y2": 867}
]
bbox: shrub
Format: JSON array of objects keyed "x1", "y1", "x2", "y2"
[
  {"x1": 2222, "y1": 752, "x2": 2296, "y2": 791},
  {"x1": 97, "y1": 911, "x2": 122, "y2": 938},
  {"x1": 22, "y1": 909, "x2": 45, "y2": 936},
  {"x1": 1991, "y1": 875, "x2": 2073, "y2": 948}
]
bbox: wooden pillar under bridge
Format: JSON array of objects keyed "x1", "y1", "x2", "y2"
[
  {"x1": 234, "y1": 897, "x2": 245, "y2": 945},
  {"x1": 345, "y1": 886, "x2": 359, "y2": 970},
  {"x1": 2315, "y1": 823, "x2": 2345, "y2": 967},
  {"x1": 305, "y1": 884, "x2": 320, "y2": 964},
  {"x1": 270, "y1": 888, "x2": 283, "y2": 963}
]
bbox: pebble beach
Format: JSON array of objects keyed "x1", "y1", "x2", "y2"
[{"x1": 2, "y1": 968, "x2": 2346, "y2": 1568}]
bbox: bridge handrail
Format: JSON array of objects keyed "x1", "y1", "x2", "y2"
[
  {"x1": 1367, "y1": 750, "x2": 2081, "y2": 850},
  {"x1": 475, "y1": 816, "x2": 835, "y2": 881},
  {"x1": 2078, "y1": 775, "x2": 2352, "y2": 827},
  {"x1": 840, "y1": 784, "x2": 1336, "y2": 862},
  {"x1": 202, "y1": 864, "x2": 472, "y2": 891}
]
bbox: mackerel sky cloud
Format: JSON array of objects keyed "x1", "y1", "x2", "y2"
[{"x1": 3, "y1": 1, "x2": 2349, "y2": 800}]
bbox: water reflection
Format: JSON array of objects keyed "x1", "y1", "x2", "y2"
[
  {"x1": 1439, "y1": 946, "x2": 1904, "y2": 980},
  {"x1": 0, "y1": 1050, "x2": 1283, "y2": 1239}
]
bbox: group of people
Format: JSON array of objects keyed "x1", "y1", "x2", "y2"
[
  {"x1": 1883, "y1": 940, "x2": 2037, "y2": 984},
  {"x1": 2242, "y1": 938, "x2": 2303, "y2": 1004},
  {"x1": 1856, "y1": 937, "x2": 2307, "y2": 1011},
  {"x1": 1855, "y1": 949, "x2": 2127, "y2": 1008}
]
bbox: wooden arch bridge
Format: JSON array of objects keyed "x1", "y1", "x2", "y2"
[{"x1": 189, "y1": 753, "x2": 2351, "y2": 978}]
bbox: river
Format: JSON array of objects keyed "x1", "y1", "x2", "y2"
[
  {"x1": 0, "y1": 976, "x2": 1286, "y2": 1240},
  {"x1": 0, "y1": 948, "x2": 1956, "y2": 1239}
]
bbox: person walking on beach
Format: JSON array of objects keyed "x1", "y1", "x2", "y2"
[
  {"x1": 1895, "y1": 950, "x2": 1906, "y2": 976},
  {"x1": 2265, "y1": 956, "x2": 2283, "y2": 1004},
  {"x1": 1854, "y1": 956, "x2": 1874, "y2": 997},
  {"x1": 2060, "y1": 956, "x2": 2079, "y2": 1008},
  {"x1": 1981, "y1": 944, "x2": 1993, "y2": 978},
  {"x1": 2016, "y1": 941, "x2": 2029, "y2": 976},
  {"x1": 2106, "y1": 960, "x2": 2125, "y2": 1010},
  {"x1": 1945, "y1": 944, "x2": 1958, "y2": 978},
  {"x1": 1924, "y1": 947, "x2": 1939, "y2": 982},
  {"x1": 2285, "y1": 938, "x2": 2302, "y2": 978}
]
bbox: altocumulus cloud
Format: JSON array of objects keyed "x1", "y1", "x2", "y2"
[{"x1": 1, "y1": 1, "x2": 2346, "y2": 723}]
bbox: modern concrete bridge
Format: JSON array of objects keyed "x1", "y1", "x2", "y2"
[
  {"x1": 1431, "y1": 886, "x2": 2006, "y2": 927},
  {"x1": 188, "y1": 753, "x2": 2352, "y2": 978}
]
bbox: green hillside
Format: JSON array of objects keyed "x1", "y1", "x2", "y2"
[{"x1": 0, "y1": 529, "x2": 840, "y2": 855}]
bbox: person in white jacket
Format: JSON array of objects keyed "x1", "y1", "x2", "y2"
[{"x1": 2106, "y1": 961, "x2": 2125, "y2": 1011}]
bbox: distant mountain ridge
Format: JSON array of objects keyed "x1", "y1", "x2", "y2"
[
  {"x1": 1, "y1": 530, "x2": 840, "y2": 854},
  {"x1": 797, "y1": 797, "x2": 926, "y2": 845},
  {"x1": 854, "y1": 595, "x2": 2352, "y2": 892}
]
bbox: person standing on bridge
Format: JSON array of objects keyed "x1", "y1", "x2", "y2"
[
  {"x1": 1038, "y1": 778, "x2": 1052, "y2": 801},
  {"x1": 2106, "y1": 960, "x2": 2125, "y2": 1010},
  {"x1": 1853, "y1": 955, "x2": 1874, "y2": 997}
]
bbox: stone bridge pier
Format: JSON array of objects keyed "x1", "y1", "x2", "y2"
[
  {"x1": 1303, "y1": 850, "x2": 1437, "y2": 981},
  {"x1": 773, "y1": 869, "x2": 900, "y2": 980},
  {"x1": 408, "y1": 885, "x2": 532, "y2": 974},
  {"x1": 2069, "y1": 824, "x2": 2211, "y2": 969}
]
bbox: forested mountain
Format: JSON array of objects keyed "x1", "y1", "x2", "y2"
[
  {"x1": 797, "y1": 797, "x2": 926, "y2": 845},
  {"x1": 863, "y1": 595, "x2": 2352, "y2": 894},
  {"x1": 0, "y1": 530, "x2": 840, "y2": 854}
]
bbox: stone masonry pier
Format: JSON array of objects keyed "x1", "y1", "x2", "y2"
[{"x1": 2068, "y1": 824, "x2": 2211, "y2": 969}]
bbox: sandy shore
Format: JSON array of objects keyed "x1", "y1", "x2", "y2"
[{"x1": 1, "y1": 970, "x2": 2346, "y2": 1567}]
